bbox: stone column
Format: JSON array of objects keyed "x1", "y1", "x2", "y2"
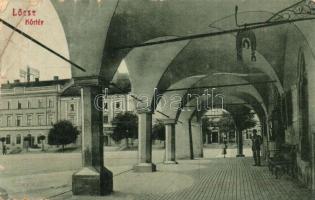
[
  {"x1": 198, "y1": 124, "x2": 204, "y2": 158},
  {"x1": 236, "y1": 130, "x2": 245, "y2": 157},
  {"x1": 188, "y1": 120, "x2": 194, "y2": 159},
  {"x1": 134, "y1": 110, "x2": 156, "y2": 172},
  {"x1": 162, "y1": 119, "x2": 177, "y2": 164},
  {"x1": 72, "y1": 85, "x2": 113, "y2": 195},
  {"x1": 205, "y1": 133, "x2": 208, "y2": 144}
]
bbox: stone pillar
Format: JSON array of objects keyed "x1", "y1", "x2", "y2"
[
  {"x1": 188, "y1": 120, "x2": 194, "y2": 159},
  {"x1": 175, "y1": 121, "x2": 193, "y2": 159},
  {"x1": 205, "y1": 133, "x2": 208, "y2": 144},
  {"x1": 236, "y1": 130, "x2": 245, "y2": 157},
  {"x1": 72, "y1": 85, "x2": 113, "y2": 196},
  {"x1": 162, "y1": 119, "x2": 177, "y2": 164},
  {"x1": 191, "y1": 123, "x2": 204, "y2": 158},
  {"x1": 134, "y1": 110, "x2": 156, "y2": 172},
  {"x1": 199, "y1": 124, "x2": 204, "y2": 158}
]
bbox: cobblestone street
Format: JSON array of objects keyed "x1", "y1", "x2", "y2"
[
  {"x1": 1, "y1": 149, "x2": 312, "y2": 200},
  {"x1": 57, "y1": 157, "x2": 312, "y2": 200}
]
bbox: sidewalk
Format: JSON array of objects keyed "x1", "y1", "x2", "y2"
[{"x1": 52, "y1": 157, "x2": 313, "y2": 200}]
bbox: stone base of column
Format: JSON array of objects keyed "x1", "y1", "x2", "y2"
[
  {"x1": 72, "y1": 167, "x2": 113, "y2": 196},
  {"x1": 164, "y1": 161, "x2": 178, "y2": 164},
  {"x1": 134, "y1": 163, "x2": 156, "y2": 172},
  {"x1": 236, "y1": 154, "x2": 245, "y2": 157}
]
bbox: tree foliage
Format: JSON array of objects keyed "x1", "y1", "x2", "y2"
[
  {"x1": 48, "y1": 120, "x2": 79, "y2": 151},
  {"x1": 111, "y1": 112, "x2": 138, "y2": 145},
  {"x1": 202, "y1": 117, "x2": 212, "y2": 133},
  {"x1": 216, "y1": 114, "x2": 235, "y2": 133},
  {"x1": 202, "y1": 117, "x2": 214, "y2": 142},
  {"x1": 230, "y1": 107, "x2": 257, "y2": 132},
  {"x1": 152, "y1": 121, "x2": 165, "y2": 141},
  {"x1": 38, "y1": 135, "x2": 46, "y2": 141}
]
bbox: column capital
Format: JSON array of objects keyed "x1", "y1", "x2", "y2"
[{"x1": 160, "y1": 118, "x2": 177, "y2": 125}]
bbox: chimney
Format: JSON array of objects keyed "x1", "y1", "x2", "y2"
[
  {"x1": 35, "y1": 78, "x2": 39, "y2": 82},
  {"x1": 53, "y1": 76, "x2": 59, "y2": 81}
]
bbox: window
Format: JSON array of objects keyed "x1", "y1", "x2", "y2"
[
  {"x1": 6, "y1": 135, "x2": 10, "y2": 144},
  {"x1": 28, "y1": 101, "x2": 31, "y2": 109},
  {"x1": 115, "y1": 101, "x2": 121, "y2": 110},
  {"x1": 38, "y1": 115, "x2": 45, "y2": 126},
  {"x1": 7, "y1": 101, "x2": 10, "y2": 109},
  {"x1": 70, "y1": 104, "x2": 75, "y2": 112},
  {"x1": 16, "y1": 134, "x2": 21, "y2": 144},
  {"x1": 68, "y1": 116, "x2": 75, "y2": 125},
  {"x1": 38, "y1": 99, "x2": 44, "y2": 108},
  {"x1": 37, "y1": 135, "x2": 44, "y2": 144},
  {"x1": 48, "y1": 99, "x2": 54, "y2": 108},
  {"x1": 104, "y1": 102, "x2": 108, "y2": 111},
  {"x1": 27, "y1": 115, "x2": 32, "y2": 126},
  {"x1": 17, "y1": 116, "x2": 22, "y2": 127},
  {"x1": 7, "y1": 115, "x2": 12, "y2": 126},
  {"x1": 103, "y1": 115, "x2": 109, "y2": 124},
  {"x1": 48, "y1": 114, "x2": 54, "y2": 125},
  {"x1": 18, "y1": 101, "x2": 22, "y2": 109}
]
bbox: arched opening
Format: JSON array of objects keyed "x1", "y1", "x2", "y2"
[{"x1": 2, "y1": 0, "x2": 315, "y2": 198}]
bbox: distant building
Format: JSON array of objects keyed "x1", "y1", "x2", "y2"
[
  {"x1": 0, "y1": 72, "x2": 134, "y2": 149},
  {"x1": 102, "y1": 72, "x2": 134, "y2": 146},
  {"x1": 0, "y1": 78, "x2": 82, "y2": 149},
  {"x1": 103, "y1": 93, "x2": 136, "y2": 146}
]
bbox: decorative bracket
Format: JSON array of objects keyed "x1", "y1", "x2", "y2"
[
  {"x1": 234, "y1": 0, "x2": 315, "y2": 27},
  {"x1": 234, "y1": 0, "x2": 315, "y2": 62}
]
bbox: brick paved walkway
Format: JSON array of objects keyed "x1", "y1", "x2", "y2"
[{"x1": 55, "y1": 158, "x2": 313, "y2": 200}]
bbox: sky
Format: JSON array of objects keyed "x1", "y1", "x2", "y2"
[
  {"x1": 0, "y1": 0, "x2": 128, "y2": 83},
  {"x1": 0, "y1": 0, "x2": 128, "y2": 84},
  {"x1": 0, "y1": 0, "x2": 73, "y2": 83}
]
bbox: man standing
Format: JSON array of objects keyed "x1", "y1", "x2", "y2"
[
  {"x1": 251, "y1": 129, "x2": 262, "y2": 166},
  {"x1": 2, "y1": 144, "x2": 6, "y2": 155}
]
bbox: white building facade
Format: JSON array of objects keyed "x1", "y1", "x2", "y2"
[{"x1": 0, "y1": 79, "x2": 82, "y2": 149}]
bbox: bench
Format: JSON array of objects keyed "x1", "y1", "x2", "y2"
[{"x1": 268, "y1": 144, "x2": 297, "y2": 179}]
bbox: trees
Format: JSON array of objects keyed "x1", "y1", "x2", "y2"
[
  {"x1": 0, "y1": 137, "x2": 5, "y2": 146},
  {"x1": 231, "y1": 107, "x2": 257, "y2": 132},
  {"x1": 217, "y1": 114, "x2": 235, "y2": 133},
  {"x1": 48, "y1": 120, "x2": 79, "y2": 152},
  {"x1": 152, "y1": 121, "x2": 165, "y2": 145},
  {"x1": 216, "y1": 114, "x2": 235, "y2": 142},
  {"x1": 112, "y1": 112, "x2": 138, "y2": 147},
  {"x1": 202, "y1": 117, "x2": 212, "y2": 143},
  {"x1": 230, "y1": 106, "x2": 257, "y2": 155}
]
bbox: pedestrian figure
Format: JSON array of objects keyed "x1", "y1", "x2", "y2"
[
  {"x1": 251, "y1": 129, "x2": 262, "y2": 166},
  {"x1": 2, "y1": 145, "x2": 6, "y2": 155},
  {"x1": 222, "y1": 141, "x2": 228, "y2": 158}
]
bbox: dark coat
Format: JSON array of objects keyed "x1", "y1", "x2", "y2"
[{"x1": 251, "y1": 135, "x2": 262, "y2": 151}]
